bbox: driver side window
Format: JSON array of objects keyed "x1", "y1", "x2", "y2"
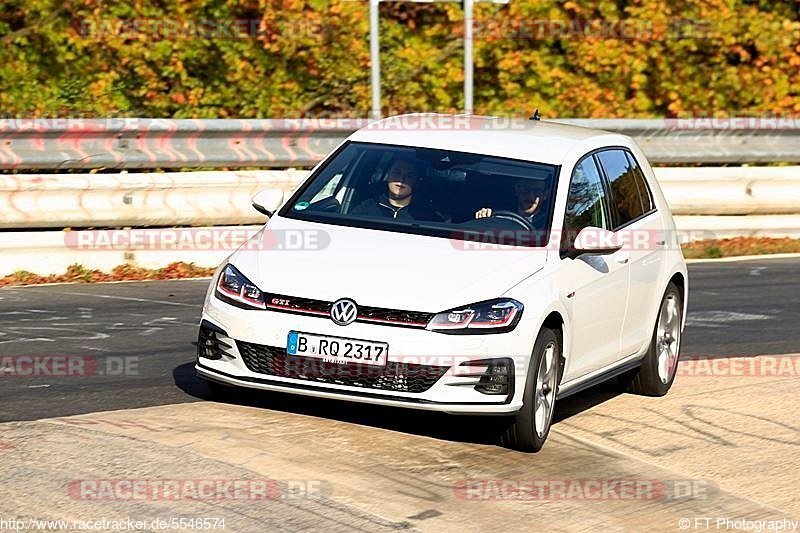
[{"x1": 563, "y1": 155, "x2": 610, "y2": 247}]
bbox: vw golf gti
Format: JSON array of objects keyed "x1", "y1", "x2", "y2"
[{"x1": 196, "y1": 114, "x2": 688, "y2": 452}]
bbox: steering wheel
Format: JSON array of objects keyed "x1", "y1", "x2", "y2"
[{"x1": 490, "y1": 210, "x2": 534, "y2": 230}]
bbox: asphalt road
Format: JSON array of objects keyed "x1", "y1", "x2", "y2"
[{"x1": 0, "y1": 257, "x2": 798, "y2": 423}]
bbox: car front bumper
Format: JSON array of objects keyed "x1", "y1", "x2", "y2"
[{"x1": 196, "y1": 293, "x2": 535, "y2": 415}]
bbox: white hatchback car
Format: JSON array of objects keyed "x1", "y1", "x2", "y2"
[{"x1": 197, "y1": 114, "x2": 688, "y2": 452}]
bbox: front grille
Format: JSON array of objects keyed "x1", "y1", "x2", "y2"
[
  {"x1": 356, "y1": 305, "x2": 433, "y2": 327},
  {"x1": 236, "y1": 341, "x2": 449, "y2": 394},
  {"x1": 265, "y1": 294, "x2": 434, "y2": 328}
]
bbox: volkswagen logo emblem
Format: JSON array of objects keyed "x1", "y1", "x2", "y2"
[{"x1": 330, "y1": 298, "x2": 358, "y2": 326}]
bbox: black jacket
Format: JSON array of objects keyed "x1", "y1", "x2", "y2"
[{"x1": 350, "y1": 194, "x2": 441, "y2": 222}]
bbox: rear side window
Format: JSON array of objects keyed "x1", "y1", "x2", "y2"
[
  {"x1": 596, "y1": 149, "x2": 651, "y2": 227},
  {"x1": 625, "y1": 152, "x2": 655, "y2": 213}
]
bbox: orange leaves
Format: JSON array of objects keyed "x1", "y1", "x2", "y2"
[
  {"x1": 682, "y1": 237, "x2": 800, "y2": 260},
  {"x1": 0, "y1": 262, "x2": 216, "y2": 288},
  {"x1": 1, "y1": 0, "x2": 798, "y2": 118}
]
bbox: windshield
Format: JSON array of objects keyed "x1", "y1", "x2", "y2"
[{"x1": 278, "y1": 141, "x2": 560, "y2": 247}]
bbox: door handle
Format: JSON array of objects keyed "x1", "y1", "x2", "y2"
[{"x1": 616, "y1": 252, "x2": 630, "y2": 264}]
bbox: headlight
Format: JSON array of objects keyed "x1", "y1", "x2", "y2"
[
  {"x1": 214, "y1": 264, "x2": 266, "y2": 309},
  {"x1": 426, "y1": 298, "x2": 523, "y2": 334}
]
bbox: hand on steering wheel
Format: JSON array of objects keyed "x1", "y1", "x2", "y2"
[{"x1": 475, "y1": 208, "x2": 534, "y2": 230}]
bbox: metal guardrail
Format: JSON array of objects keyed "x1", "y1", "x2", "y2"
[
  {"x1": 3, "y1": 167, "x2": 800, "y2": 229},
  {"x1": 1, "y1": 117, "x2": 798, "y2": 170},
  {"x1": 557, "y1": 119, "x2": 800, "y2": 164},
  {"x1": 0, "y1": 119, "x2": 344, "y2": 170},
  {"x1": 0, "y1": 170, "x2": 305, "y2": 229}
]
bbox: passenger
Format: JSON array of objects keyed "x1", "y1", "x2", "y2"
[{"x1": 351, "y1": 159, "x2": 439, "y2": 221}]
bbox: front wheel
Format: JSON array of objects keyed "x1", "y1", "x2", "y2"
[
  {"x1": 622, "y1": 282, "x2": 683, "y2": 396},
  {"x1": 501, "y1": 327, "x2": 561, "y2": 452}
]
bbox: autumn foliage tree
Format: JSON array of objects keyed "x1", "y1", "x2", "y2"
[{"x1": 1, "y1": 0, "x2": 798, "y2": 119}]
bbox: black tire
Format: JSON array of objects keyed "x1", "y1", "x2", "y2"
[
  {"x1": 501, "y1": 327, "x2": 562, "y2": 452},
  {"x1": 622, "y1": 282, "x2": 683, "y2": 396}
]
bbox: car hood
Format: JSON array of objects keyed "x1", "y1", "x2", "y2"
[{"x1": 230, "y1": 216, "x2": 548, "y2": 312}]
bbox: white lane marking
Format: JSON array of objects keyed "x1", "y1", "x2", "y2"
[
  {"x1": 58, "y1": 291, "x2": 196, "y2": 307},
  {"x1": 80, "y1": 345, "x2": 112, "y2": 353},
  {"x1": 0, "y1": 326, "x2": 111, "y2": 344},
  {"x1": 750, "y1": 267, "x2": 767, "y2": 276},
  {"x1": 0, "y1": 309, "x2": 58, "y2": 317},
  {"x1": 28, "y1": 384, "x2": 50, "y2": 389},
  {"x1": 0, "y1": 316, "x2": 195, "y2": 345},
  {"x1": 686, "y1": 311, "x2": 772, "y2": 328},
  {"x1": 0, "y1": 309, "x2": 92, "y2": 323},
  {"x1": 141, "y1": 317, "x2": 178, "y2": 336}
]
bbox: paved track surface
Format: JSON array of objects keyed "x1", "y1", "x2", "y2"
[
  {"x1": 1, "y1": 258, "x2": 798, "y2": 531},
  {"x1": 1, "y1": 258, "x2": 798, "y2": 422}
]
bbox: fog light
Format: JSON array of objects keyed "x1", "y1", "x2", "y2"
[
  {"x1": 197, "y1": 321, "x2": 234, "y2": 360},
  {"x1": 478, "y1": 363, "x2": 508, "y2": 394},
  {"x1": 460, "y1": 358, "x2": 514, "y2": 396}
]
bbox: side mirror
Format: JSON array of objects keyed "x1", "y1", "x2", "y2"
[
  {"x1": 251, "y1": 189, "x2": 285, "y2": 217},
  {"x1": 569, "y1": 226, "x2": 623, "y2": 258}
]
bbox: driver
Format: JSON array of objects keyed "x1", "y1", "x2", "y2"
[{"x1": 474, "y1": 179, "x2": 547, "y2": 227}]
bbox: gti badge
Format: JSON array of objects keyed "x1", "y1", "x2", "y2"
[{"x1": 330, "y1": 299, "x2": 358, "y2": 326}]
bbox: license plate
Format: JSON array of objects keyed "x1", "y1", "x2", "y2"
[{"x1": 286, "y1": 331, "x2": 388, "y2": 367}]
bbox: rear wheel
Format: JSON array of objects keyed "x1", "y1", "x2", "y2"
[
  {"x1": 501, "y1": 327, "x2": 561, "y2": 452},
  {"x1": 623, "y1": 282, "x2": 683, "y2": 396}
]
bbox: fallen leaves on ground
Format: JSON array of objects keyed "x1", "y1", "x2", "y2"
[
  {"x1": 0, "y1": 262, "x2": 215, "y2": 287},
  {"x1": 681, "y1": 237, "x2": 800, "y2": 259}
]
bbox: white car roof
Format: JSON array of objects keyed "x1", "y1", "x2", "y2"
[{"x1": 348, "y1": 113, "x2": 633, "y2": 166}]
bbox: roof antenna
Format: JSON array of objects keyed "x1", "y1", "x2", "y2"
[{"x1": 530, "y1": 109, "x2": 541, "y2": 121}]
